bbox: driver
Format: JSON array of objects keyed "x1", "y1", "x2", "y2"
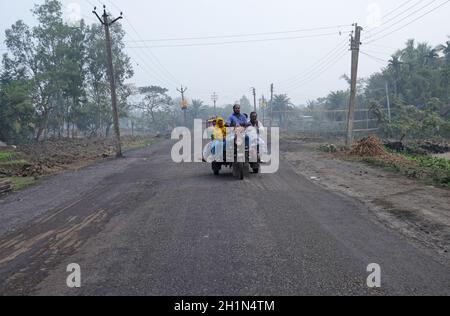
[{"x1": 226, "y1": 103, "x2": 249, "y2": 127}]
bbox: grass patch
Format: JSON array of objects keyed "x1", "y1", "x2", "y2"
[
  {"x1": 0, "y1": 152, "x2": 16, "y2": 161},
  {"x1": 363, "y1": 152, "x2": 450, "y2": 188},
  {"x1": 5, "y1": 176, "x2": 38, "y2": 191},
  {"x1": 123, "y1": 137, "x2": 157, "y2": 151},
  {"x1": 0, "y1": 159, "x2": 30, "y2": 172}
]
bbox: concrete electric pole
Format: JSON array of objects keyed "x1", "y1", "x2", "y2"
[
  {"x1": 211, "y1": 92, "x2": 218, "y2": 116},
  {"x1": 177, "y1": 85, "x2": 188, "y2": 126},
  {"x1": 345, "y1": 23, "x2": 363, "y2": 147},
  {"x1": 93, "y1": 5, "x2": 124, "y2": 158}
]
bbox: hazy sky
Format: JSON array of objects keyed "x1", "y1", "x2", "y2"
[{"x1": 1, "y1": 0, "x2": 449, "y2": 107}]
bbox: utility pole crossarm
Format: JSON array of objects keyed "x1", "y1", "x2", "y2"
[
  {"x1": 92, "y1": 7, "x2": 104, "y2": 25},
  {"x1": 109, "y1": 14, "x2": 123, "y2": 26}
]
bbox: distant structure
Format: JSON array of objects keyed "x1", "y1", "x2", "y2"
[
  {"x1": 0, "y1": 141, "x2": 7, "y2": 147},
  {"x1": 440, "y1": 105, "x2": 450, "y2": 118}
]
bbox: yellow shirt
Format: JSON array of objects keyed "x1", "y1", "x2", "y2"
[{"x1": 212, "y1": 118, "x2": 226, "y2": 140}]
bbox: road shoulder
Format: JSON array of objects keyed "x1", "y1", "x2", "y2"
[{"x1": 281, "y1": 139, "x2": 450, "y2": 260}]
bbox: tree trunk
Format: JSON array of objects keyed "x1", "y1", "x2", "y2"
[
  {"x1": 105, "y1": 124, "x2": 112, "y2": 138},
  {"x1": 36, "y1": 110, "x2": 49, "y2": 142}
]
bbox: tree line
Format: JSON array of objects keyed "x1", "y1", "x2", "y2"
[
  {"x1": 307, "y1": 38, "x2": 450, "y2": 140},
  {"x1": 0, "y1": 0, "x2": 293, "y2": 143},
  {"x1": 0, "y1": 0, "x2": 133, "y2": 144}
]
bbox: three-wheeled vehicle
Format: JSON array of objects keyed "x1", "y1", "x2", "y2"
[{"x1": 210, "y1": 126, "x2": 261, "y2": 180}]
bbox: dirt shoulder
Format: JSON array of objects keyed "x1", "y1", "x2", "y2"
[
  {"x1": 0, "y1": 136, "x2": 158, "y2": 192},
  {"x1": 281, "y1": 138, "x2": 450, "y2": 259}
]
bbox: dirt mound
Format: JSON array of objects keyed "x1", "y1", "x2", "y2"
[
  {"x1": 18, "y1": 138, "x2": 116, "y2": 173},
  {"x1": 0, "y1": 136, "x2": 155, "y2": 179},
  {"x1": 350, "y1": 135, "x2": 387, "y2": 157}
]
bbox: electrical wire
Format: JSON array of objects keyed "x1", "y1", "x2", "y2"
[
  {"x1": 360, "y1": 51, "x2": 390, "y2": 64},
  {"x1": 102, "y1": 0, "x2": 181, "y2": 86},
  {"x1": 365, "y1": 0, "x2": 450, "y2": 44},
  {"x1": 277, "y1": 39, "x2": 349, "y2": 87},
  {"x1": 283, "y1": 50, "x2": 348, "y2": 91},
  {"x1": 125, "y1": 25, "x2": 352, "y2": 43},
  {"x1": 126, "y1": 32, "x2": 344, "y2": 48},
  {"x1": 86, "y1": 0, "x2": 181, "y2": 88}
]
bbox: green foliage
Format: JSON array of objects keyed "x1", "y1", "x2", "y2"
[
  {"x1": 0, "y1": 152, "x2": 16, "y2": 161},
  {"x1": 364, "y1": 153, "x2": 450, "y2": 188},
  {"x1": 0, "y1": 0, "x2": 134, "y2": 142},
  {"x1": 5, "y1": 176, "x2": 38, "y2": 191},
  {"x1": 363, "y1": 39, "x2": 450, "y2": 140}
]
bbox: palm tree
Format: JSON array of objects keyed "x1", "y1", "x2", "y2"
[
  {"x1": 437, "y1": 38, "x2": 450, "y2": 64},
  {"x1": 424, "y1": 48, "x2": 440, "y2": 67},
  {"x1": 190, "y1": 99, "x2": 205, "y2": 120},
  {"x1": 401, "y1": 39, "x2": 417, "y2": 64},
  {"x1": 388, "y1": 56, "x2": 403, "y2": 96},
  {"x1": 272, "y1": 94, "x2": 292, "y2": 128}
]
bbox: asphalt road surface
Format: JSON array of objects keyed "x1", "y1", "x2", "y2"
[{"x1": 0, "y1": 140, "x2": 448, "y2": 296}]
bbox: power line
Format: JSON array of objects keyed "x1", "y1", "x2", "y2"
[
  {"x1": 364, "y1": 0, "x2": 440, "y2": 41},
  {"x1": 277, "y1": 39, "x2": 348, "y2": 87},
  {"x1": 382, "y1": 0, "x2": 418, "y2": 19},
  {"x1": 81, "y1": 0, "x2": 178, "y2": 88},
  {"x1": 123, "y1": 17, "x2": 181, "y2": 86},
  {"x1": 281, "y1": 47, "x2": 348, "y2": 89},
  {"x1": 361, "y1": 48, "x2": 393, "y2": 56},
  {"x1": 126, "y1": 32, "x2": 343, "y2": 48},
  {"x1": 366, "y1": 0, "x2": 450, "y2": 44},
  {"x1": 102, "y1": 0, "x2": 181, "y2": 86},
  {"x1": 364, "y1": 0, "x2": 425, "y2": 35},
  {"x1": 360, "y1": 51, "x2": 389, "y2": 64},
  {"x1": 283, "y1": 50, "x2": 348, "y2": 91},
  {"x1": 125, "y1": 25, "x2": 352, "y2": 43},
  {"x1": 95, "y1": 0, "x2": 181, "y2": 87}
]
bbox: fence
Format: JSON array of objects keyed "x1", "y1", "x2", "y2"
[{"x1": 261, "y1": 108, "x2": 385, "y2": 137}]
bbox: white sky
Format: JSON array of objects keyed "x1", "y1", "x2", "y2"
[{"x1": 1, "y1": 0, "x2": 449, "y2": 106}]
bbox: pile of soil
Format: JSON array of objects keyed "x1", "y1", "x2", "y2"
[
  {"x1": 0, "y1": 136, "x2": 153, "y2": 178},
  {"x1": 18, "y1": 138, "x2": 116, "y2": 174},
  {"x1": 350, "y1": 135, "x2": 387, "y2": 157}
]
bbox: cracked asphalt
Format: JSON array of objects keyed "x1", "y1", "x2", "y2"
[{"x1": 0, "y1": 140, "x2": 448, "y2": 296}]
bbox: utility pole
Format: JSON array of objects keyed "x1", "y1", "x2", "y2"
[
  {"x1": 345, "y1": 23, "x2": 363, "y2": 147},
  {"x1": 177, "y1": 85, "x2": 188, "y2": 126},
  {"x1": 270, "y1": 83, "x2": 274, "y2": 127},
  {"x1": 385, "y1": 81, "x2": 392, "y2": 123},
  {"x1": 261, "y1": 95, "x2": 266, "y2": 125},
  {"x1": 211, "y1": 92, "x2": 218, "y2": 116},
  {"x1": 252, "y1": 87, "x2": 257, "y2": 112},
  {"x1": 93, "y1": 6, "x2": 123, "y2": 158}
]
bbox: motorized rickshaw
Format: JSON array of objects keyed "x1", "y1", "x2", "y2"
[{"x1": 207, "y1": 124, "x2": 261, "y2": 181}]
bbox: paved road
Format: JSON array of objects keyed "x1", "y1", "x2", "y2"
[{"x1": 0, "y1": 140, "x2": 448, "y2": 295}]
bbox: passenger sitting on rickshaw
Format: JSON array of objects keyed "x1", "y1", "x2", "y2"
[
  {"x1": 210, "y1": 117, "x2": 227, "y2": 159},
  {"x1": 212, "y1": 117, "x2": 226, "y2": 141},
  {"x1": 205, "y1": 117, "x2": 216, "y2": 139}
]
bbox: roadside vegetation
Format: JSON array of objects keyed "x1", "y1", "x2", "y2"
[
  {"x1": 315, "y1": 135, "x2": 450, "y2": 188},
  {"x1": 0, "y1": 136, "x2": 156, "y2": 193}
]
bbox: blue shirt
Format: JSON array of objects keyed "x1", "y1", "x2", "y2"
[{"x1": 226, "y1": 113, "x2": 248, "y2": 127}]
